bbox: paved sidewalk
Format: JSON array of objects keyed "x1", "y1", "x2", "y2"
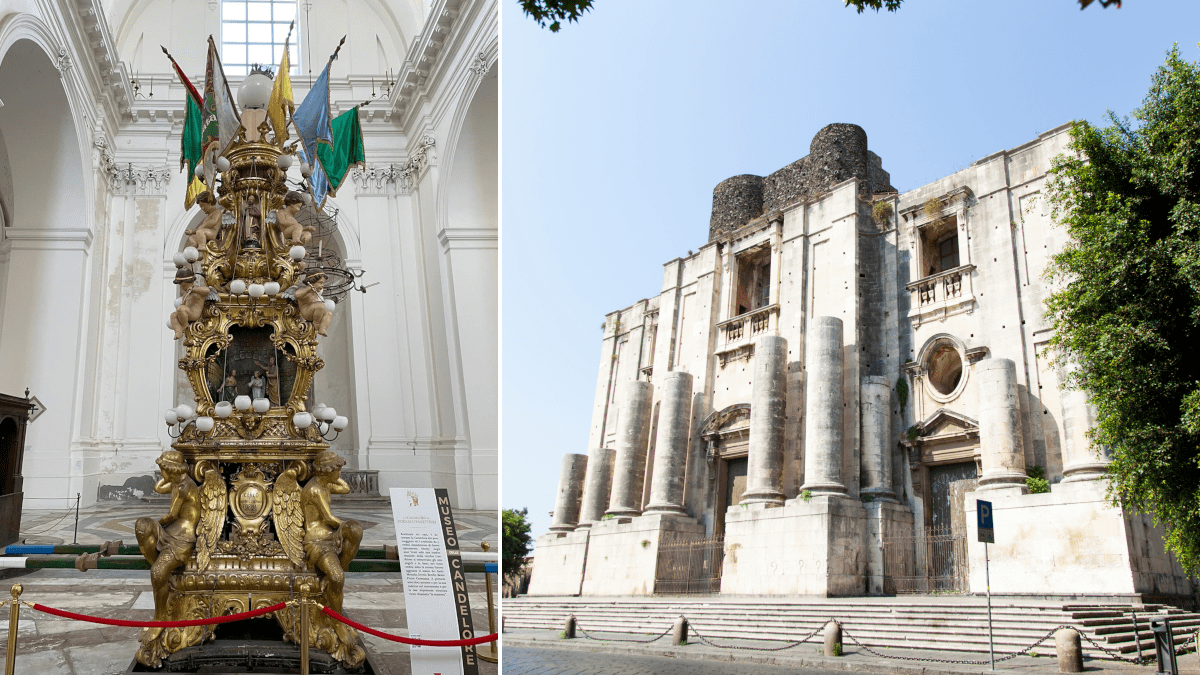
[
  {"x1": 502, "y1": 628, "x2": 1200, "y2": 675},
  {"x1": 1, "y1": 504, "x2": 499, "y2": 675}
]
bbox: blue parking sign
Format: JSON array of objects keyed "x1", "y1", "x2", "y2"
[{"x1": 977, "y1": 499, "x2": 994, "y2": 543}]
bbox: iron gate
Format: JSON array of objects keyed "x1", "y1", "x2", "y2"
[
  {"x1": 883, "y1": 525, "x2": 968, "y2": 594},
  {"x1": 653, "y1": 534, "x2": 724, "y2": 595}
]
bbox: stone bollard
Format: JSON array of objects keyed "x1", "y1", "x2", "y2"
[
  {"x1": 823, "y1": 621, "x2": 842, "y2": 657},
  {"x1": 672, "y1": 616, "x2": 689, "y2": 646},
  {"x1": 1054, "y1": 628, "x2": 1083, "y2": 673},
  {"x1": 563, "y1": 614, "x2": 576, "y2": 639}
]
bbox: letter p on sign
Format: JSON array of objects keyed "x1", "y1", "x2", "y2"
[{"x1": 977, "y1": 499, "x2": 994, "y2": 543}]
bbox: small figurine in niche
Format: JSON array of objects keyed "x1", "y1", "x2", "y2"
[
  {"x1": 184, "y1": 191, "x2": 225, "y2": 252},
  {"x1": 255, "y1": 355, "x2": 280, "y2": 404},
  {"x1": 249, "y1": 370, "x2": 266, "y2": 400},
  {"x1": 294, "y1": 271, "x2": 333, "y2": 336},
  {"x1": 273, "y1": 191, "x2": 315, "y2": 246},
  {"x1": 167, "y1": 268, "x2": 215, "y2": 340},
  {"x1": 222, "y1": 369, "x2": 238, "y2": 402},
  {"x1": 242, "y1": 193, "x2": 263, "y2": 247}
]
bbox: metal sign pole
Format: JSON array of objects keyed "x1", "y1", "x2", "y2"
[{"x1": 985, "y1": 541, "x2": 995, "y2": 672}]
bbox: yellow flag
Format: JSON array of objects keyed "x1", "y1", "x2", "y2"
[
  {"x1": 184, "y1": 174, "x2": 205, "y2": 210},
  {"x1": 268, "y1": 41, "x2": 293, "y2": 143}
]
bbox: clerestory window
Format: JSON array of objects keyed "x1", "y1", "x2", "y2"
[
  {"x1": 734, "y1": 245, "x2": 772, "y2": 316},
  {"x1": 222, "y1": 0, "x2": 300, "y2": 77}
]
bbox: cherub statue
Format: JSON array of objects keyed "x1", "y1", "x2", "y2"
[
  {"x1": 273, "y1": 191, "x2": 315, "y2": 246},
  {"x1": 183, "y1": 191, "x2": 224, "y2": 252},
  {"x1": 273, "y1": 452, "x2": 364, "y2": 664},
  {"x1": 167, "y1": 269, "x2": 216, "y2": 340},
  {"x1": 294, "y1": 271, "x2": 333, "y2": 336},
  {"x1": 134, "y1": 451, "x2": 226, "y2": 665}
]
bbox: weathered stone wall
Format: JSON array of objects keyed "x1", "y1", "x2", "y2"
[{"x1": 708, "y1": 124, "x2": 896, "y2": 241}]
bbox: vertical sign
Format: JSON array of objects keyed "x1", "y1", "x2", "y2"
[
  {"x1": 977, "y1": 498, "x2": 994, "y2": 543},
  {"x1": 391, "y1": 488, "x2": 480, "y2": 675}
]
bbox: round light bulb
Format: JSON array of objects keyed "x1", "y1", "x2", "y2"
[
  {"x1": 289, "y1": 246, "x2": 306, "y2": 261},
  {"x1": 164, "y1": 409, "x2": 180, "y2": 425},
  {"x1": 300, "y1": 162, "x2": 312, "y2": 176},
  {"x1": 277, "y1": 154, "x2": 294, "y2": 170},
  {"x1": 234, "y1": 395, "x2": 251, "y2": 411},
  {"x1": 174, "y1": 404, "x2": 195, "y2": 420},
  {"x1": 230, "y1": 279, "x2": 247, "y2": 295},
  {"x1": 321, "y1": 407, "x2": 337, "y2": 422},
  {"x1": 252, "y1": 398, "x2": 270, "y2": 413},
  {"x1": 214, "y1": 401, "x2": 233, "y2": 418},
  {"x1": 248, "y1": 283, "x2": 265, "y2": 298},
  {"x1": 319, "y1": 421, "x2": 330, "y2": 434},
  {"x1": 215, "y1": 156, "x2": 231, "y2": 172},
  {"x1": 293, "y1": 412, "x2": 313, "y2": 429},
  {"x1": 195, "y1": 163, "x2": 205, "y2": 180},
  {"x1": 195, "y1": 416, "x2": 215, "y2": 432},
  {"x1": 324, "y1": 299, "x2": 336, "y2": 314},
  {"x1": 332, "y1": 415, "x2": 348, "y2": 431},
  {"x1": 303, "y1": 193, "x2": 314, "y2": 205},
  {"x1": 174, "y1": 297, "x2": 183, "y2": 309},
  {"x1": 265, "y1": 281, "x2": 281, "y2": 295},
  {"x1": 237, "y1": 71, "x2": 273, "y2": 109},
  {"x1": 172, "y1": 252, "x2": 188, "y2": 267},
  {"x1": 183, "y1": 247, "x2": 200, "y2": 262}
]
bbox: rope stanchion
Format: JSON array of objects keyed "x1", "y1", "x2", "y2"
[
  {"x1": 28, "y1": 600, "x2": 287, "y2": 628},
  {"x1": 320, "y1": 606, "x2": 499, "y2": 647}
]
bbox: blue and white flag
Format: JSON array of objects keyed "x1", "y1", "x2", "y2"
[
  {"x1": 296, "y1": 145, "x2": 332, "y2": 211},
  {"x1": 293, "y1": 59, "x2": 334, "y2": 171}
]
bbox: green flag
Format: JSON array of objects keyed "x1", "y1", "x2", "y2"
[
  {"x1": 182, "y1": 94, "x2": 205, "y2": 208},
  {"x1": 317, "y1": 107, "x2": 365, "y2": 195}
]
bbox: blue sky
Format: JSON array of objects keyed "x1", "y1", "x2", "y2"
[{"x1": 501, "y1": 0, "x2": 1200, "y2": 544}]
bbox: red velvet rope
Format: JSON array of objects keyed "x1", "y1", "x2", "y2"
[
  {"x1": 321, "y1": 607, "x2": 499, "y2": 646},
  {"x1": 30, "y1": 601, "x2": 287, "y2": 627}
]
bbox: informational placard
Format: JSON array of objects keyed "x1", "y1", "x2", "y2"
[
  {"x1": 391, "y1": 487, "x2": 479, "y2": 675},
  {"x1": 977, "y1": 498, "x2": 994, "y2": 543}
]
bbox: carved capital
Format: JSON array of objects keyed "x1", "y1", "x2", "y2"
[
  {"x1": 110, "y1": 163, "x2": 172, "y2": 195},
  {"x1": 468, "y1": 51, "x2": 490, "y2": 79},
  {"x1": 351, "y1": 164, "x2": 408, "y2": 195}
]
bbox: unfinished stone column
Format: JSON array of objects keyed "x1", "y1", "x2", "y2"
[
  {"x1": 644, "y1": 371, "x2": 693, "y2": 515},
  {"x1": 1059, "y1": 359, "x2": 1109, "y2": 482},
  {"x1": 549, "y1": 454, "x2": 589, "y2": 532},
  {"x1": 976, "y1": 358, "x2": 1029, "y2": 490},
  {"x1": 575, "y1": 448, "x2": 616, "y2": 529},
  {"x1": 606, "y1": 380, "x2": 655, "y2": 517},
  {"x1": 741, "y1": 335, "x2": 788, "y2": 505},
  {"x1": 801, "y1": 316, "x2": 848, "y2": 496},
  {"x1": 860, "y1": 376, "x2": 895, "y2": 500}
]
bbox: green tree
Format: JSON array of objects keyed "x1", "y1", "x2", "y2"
[
  {"x1": 519, "y1": 0, "x2": 592, "y2": 32},
  {"x1": 502, "y1": 507, "x2": 533, "y2": 576},
  {"x1": 1044, "y1": 46, "x2": 1200, "y2": 572}
]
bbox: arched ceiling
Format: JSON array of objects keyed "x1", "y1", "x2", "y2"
[{"x1": 105, "y1": 0, "x2": 419, "y2": 77}]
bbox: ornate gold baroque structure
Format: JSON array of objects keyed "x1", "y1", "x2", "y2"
[{"x1": 136, "y1": 115, "x2": 362, "y2": 668}]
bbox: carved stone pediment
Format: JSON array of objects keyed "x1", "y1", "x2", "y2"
[{"x1": 918, "y1": 408, "x2": 978, "y2": 441}]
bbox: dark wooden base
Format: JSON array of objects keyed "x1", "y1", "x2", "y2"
[{"x1": 0, "y1": 491, "x2": 23, "y2": 547}]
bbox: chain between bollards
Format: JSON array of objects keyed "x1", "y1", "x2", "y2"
[{"x1": 5, "y1": 584, "x2": 21, "y2": 675}]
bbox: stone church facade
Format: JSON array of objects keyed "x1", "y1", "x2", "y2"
[{"x1": 530, "y1": 123, "x2": 1197, "y2": 600}]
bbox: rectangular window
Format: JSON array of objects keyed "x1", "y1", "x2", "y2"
[
  {"x1": 939, "y1": 237, "x2": 959, "y2": 271},
  {"x1": 222, "y1": 0, "x2": 300, "y2": 77},
  {"x1": 734, "y1": 244, "x2": 772, "y2": 316}
]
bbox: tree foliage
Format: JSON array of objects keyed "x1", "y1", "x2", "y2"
[
  {"x1": 519, "y1": 0, "x2": 593, "y2": 32},
  {"x1": 502, "y1": 507, "x2": 533, "y2": 575},
  {"x1": 1044, "y1": 46, "x2": 1200, "y2": 572}
]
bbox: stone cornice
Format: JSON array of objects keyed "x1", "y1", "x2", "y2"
[
  {"x1": 107, "y1": 163, "x2": 172, "y2": 195},
  {"x1": 388, "y1": 0, "x2": 463, "y2": 124},
  {"x1": 69, "y1": 0, "x2": 134, "y2": 121}
]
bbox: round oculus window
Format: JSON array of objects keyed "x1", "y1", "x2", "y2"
[{"x1": 928, "y1": 345, "x2": 963, "y2": 396}]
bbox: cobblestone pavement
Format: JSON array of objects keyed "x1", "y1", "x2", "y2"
[
  {"x1": 1, "y1": 503, "x2": 499, "y2": 675},
  {"x1": 503, "y1": 628, "x2": 1200, "y2": 675},
  {"x1": 503, "y1": 647, "x2": 878, "y2": 674}
]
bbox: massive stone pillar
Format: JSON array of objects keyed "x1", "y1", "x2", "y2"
[
  {"x1": 976, "y1": 358, "x2": 1028, "y2": 490},
  {"x1": 860, "y1": 376, "x2": 895, "y2": 500},
  {"x1": 644, "y1": 371, "x2": 693, "y2": 515},
  {"x1": 549, "y1": 454, "x2": 589, "y2": 532},
  {"x1": 741, "y1": 335, "x2": 788, "y2": 505},
  {"x1": 801, "y1": 317, "x2": 848, "y2": 496},
  {"x1": 1059, "y1": 360, "x2": 1109, "y2": 482},
  {"x1": 576, "y1": 448, "x2": 616, "y2": 529},
  {"x1": 606, "y1": 381, "x2": 655, "y2": 516}
]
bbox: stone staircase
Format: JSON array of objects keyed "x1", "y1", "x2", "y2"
[{"x1": 503, "y1": 596, "x2": 1200, "y2": 660}]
